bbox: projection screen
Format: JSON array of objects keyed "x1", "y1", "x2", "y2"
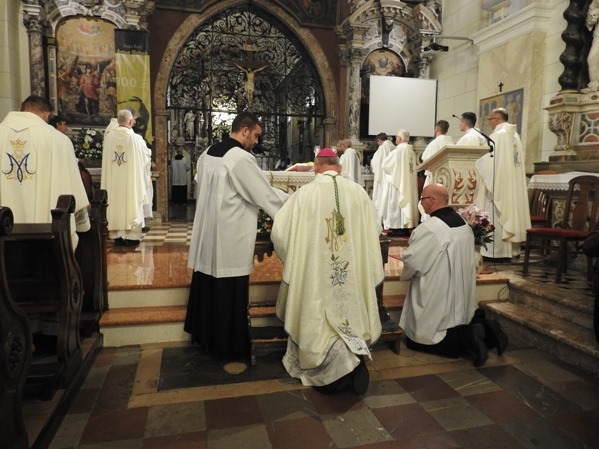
[{"x1": 368, "y1": 75, "x2": 438, "y2": 137}]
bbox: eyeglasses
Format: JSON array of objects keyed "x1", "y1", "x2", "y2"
[{"x1": 420, "y1": 196, "x2": 434, "y2": 201}]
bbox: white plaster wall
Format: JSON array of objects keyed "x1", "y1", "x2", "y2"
[
  {"x1": 0, "y1": 0, "x2": 22, "y2": 116},
  {"x1": 434, "y1": 0, "x2": 568, "y2": 167}
]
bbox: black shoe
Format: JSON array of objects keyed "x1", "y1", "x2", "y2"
[
  {"x1": 142, "y1": 227, "x2": 150, "y2": 233},
  {"x1": 124, "y1": 239, "x2": 140, "y2": 246},
  {"x1": 114, "y1": 238, "x2": 125, "y2": 247},
  {"x1": 483, "y1": 319, "x2": 508, "y2": 355},
  {"x1": 470, "y1": 323, "x2": 489, "y2": 367},
  {"x1": 351, "y1": 357, "x2": 369, "y2": 395}
]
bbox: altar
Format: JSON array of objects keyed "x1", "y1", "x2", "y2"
[{"x1": 264, "y1": 170, "x2": 374, "y2": 197}]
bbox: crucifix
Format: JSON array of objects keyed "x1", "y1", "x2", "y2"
[
  {"x1": 498, "y1": 82, "x2": 504, "y2": 93},
  {"x1": 232, "y1": 41, "x2": 269, "y2": 109}
]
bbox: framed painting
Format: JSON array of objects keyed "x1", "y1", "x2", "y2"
[
  {"x1": 54, "y1": 17, "x2": 117, "y2": 127},
  {"x1": 479, "y1": 88, "x2": 524, "y2": 137}
]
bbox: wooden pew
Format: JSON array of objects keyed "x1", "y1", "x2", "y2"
[
  {"x1": 76, "y1": 189, "x2": 108, "y2": 336},
  {"x1": 4, "y1": 195, "x2": 83, "y2": 400},
  {"x1": 0, "y1": 206, "x2": 31, "y2": 449}
]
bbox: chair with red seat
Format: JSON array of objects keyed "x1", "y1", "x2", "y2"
[{"x1": 522, "y1": 175, "x2": 599, "y2": 283}]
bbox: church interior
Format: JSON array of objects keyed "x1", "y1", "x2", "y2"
[{"x1": 1, "y1": 1, "x2": 599, "y2": 448}]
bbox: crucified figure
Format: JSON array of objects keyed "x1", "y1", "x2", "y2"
[{"x1": 233, "y1": 62, "x2": 268, "y2": 107}]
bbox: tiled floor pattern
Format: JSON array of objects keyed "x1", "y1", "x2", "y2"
[{"x1": 43, "y1": 336, "x2": 599, "y2": 449}]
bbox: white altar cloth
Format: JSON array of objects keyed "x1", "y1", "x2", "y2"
[{"x1": 528, "y1": 171, "x2": 599, "y2": 191}]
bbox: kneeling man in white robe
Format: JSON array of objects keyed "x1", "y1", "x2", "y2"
[{"x1": 272, "y1": 147, "x2": 384, "y2": 395}]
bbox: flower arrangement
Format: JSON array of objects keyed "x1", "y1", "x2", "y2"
[
  {"x1": 70, "y1": 128, "x2": 103, "y2": 161},
  {"x1": 457, "y1": 205, "x2": 495, "y2": 249},
  {"x1": 257, "y1": 209, "x2": 273, "y2": 236}
]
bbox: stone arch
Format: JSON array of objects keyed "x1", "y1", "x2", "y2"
[{"x1": 153, "y1": 0, "x2": 339, "y2": 220}]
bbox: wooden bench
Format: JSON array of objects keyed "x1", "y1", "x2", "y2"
[
  {"x1": 76, "y1": 189, "x2": 108, "y2": 336},
  {"x1": 0, "y1": 206, "x2": 31, "y2": 449},
  {"x1": 249, "y1": 236, "x2": 403, "y2": 365},
  {"x1": 3, "y1": 195, "x2": 83, "y2": 400}
]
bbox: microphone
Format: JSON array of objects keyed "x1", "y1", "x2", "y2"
[{"x1": 452, "y1": 114, "x2": 495, "y2": 156}]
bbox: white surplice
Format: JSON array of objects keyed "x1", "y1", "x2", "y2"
[
  {"x1": 0, "y1": 111, "x2": 90, "y2": 248},
  {"x1": 399, "y1": 213, "x2": 477, "y2": 344},
  {"x1": 188, "y1": 142, "x2": 288, "y2": 277},
  {"x1": 456, "y1": 128, "x2": 486, "y2": 146},
  {"x1": 370, "y1": 139, "x2": 395, "y2": 220},
  {"x1": 101, "y1": 126, "x2": 147, "y2": 241},
  {"x1": 133, "y1": 133, "x2": 153, "y2": 219},
  {"x1": 380, "y1": 143, "x2": 419, "y2": 229},
  {"x1": 339, "y1": 146, "x2": 364, "y2": 186},
  {"x1": 475, "y1": 122, "x2": 531, "y2": 258},
  {"x1": 272, "y1": 171, "x2": 383, "y2": 386}
]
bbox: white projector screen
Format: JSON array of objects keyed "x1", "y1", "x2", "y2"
[{"x1": 368, "y1": 76, "x2": 438, "y2": 138}]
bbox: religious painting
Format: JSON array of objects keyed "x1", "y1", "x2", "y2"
[
  {"x1": 55, "y1": 17, "x2": 117, "y2": 127},
  {"x1": 155, "y1": 0, "x2": 337, "y2": 27},
  {"x1": 479, "y1": 88, "x2": 524, "y2": 137}
]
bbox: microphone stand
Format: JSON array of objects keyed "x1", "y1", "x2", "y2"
[{"x1": 452, "y1": 114, "x2": 495, "y2": 157}]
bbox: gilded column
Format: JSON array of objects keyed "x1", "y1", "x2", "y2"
[{"x1": 23, "y1": 10, "x2": 47, "y2": 98}]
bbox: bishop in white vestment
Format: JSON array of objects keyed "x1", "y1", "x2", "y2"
[
  {"x1": 272, "y1": 148, "x2": 383, "y2": 394},
  {"x1": 475, "y1": 108, "x2": 531, "y2": 259},
  {"x1": 101, "y1": 109, "x2": 148, "y2": 245}
]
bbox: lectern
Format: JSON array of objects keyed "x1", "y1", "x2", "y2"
[{"x1": 418, "y1": 145, "x2": 490, "y2": 208}]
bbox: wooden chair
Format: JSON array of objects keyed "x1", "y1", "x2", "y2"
[
  {"x1": 529, "y1": 189, "x2": 552, "y2": 228},
  {"x1": 522, "y1": 175, "x2": 599, "y2": 283}
]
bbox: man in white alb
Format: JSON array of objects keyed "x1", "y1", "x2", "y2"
[
  {"x1": 272, "y1": 147, "x2": 383, "y2": 395},
  {"x1": 101, "y1": 108, "x2": 148, "y2": 247},
  {"x1": 185, "y1": 111, "x2": 288, "y2": 362},
  {"x1": 456, "y1": 112, "x2": 486, "y2": 146},
  {"x1": 170, "y1": 148, "x2": 191, "y2": 203},
  {"x1": 370, "y1": 132, "x2": 395, "y2": 223},
  {"x1": 475, "y1": 108, "x2": 531, "y2": 260},
  {"x1": 337, "y1": 138, "x2": 363, "y2": 186},
  {"x1": 0, "y1": 95, "x2": 90, "y2": 249},
  {"x1": 380, "y1": 129, "x2": 419, "y2": 235},
  {"x1": 400, "y1": 183, "x2": 488, "y2": 367}
]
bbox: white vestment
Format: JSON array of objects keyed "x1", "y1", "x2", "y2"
[
  {"x1": 456, "y1": 128, "x2": 486, "y2": 146},
  {"x1": 133, "y1": 133, "x2": 153, "y2": 219},
  {"x1": 370, "y1": 139, "x2": 395, "y2": 220},
  {"x1": 101, "y1": 126, "x2": 148, "y2": 241},
  {"x1": 272, "y1": 171, "x2": 383, "y2": 386},
  {"x1": 475, "y1": 122, "x2": 531, "y2": 259},
  {"x1": 399, "y1": 212, "x2": 477, "y2": 344},
  {"x1": 171, "y1": 155, "x2": 191, "y2": 186},
  {"x1": 104, "y1": 118, "x2": 119, "y2": 136},
  {"x1": 339, "y1": 147, "x2": 363, "y2": 186},
  {"x1": 188, "y1": 140, "x2": 288, "y2": 277},
  {"x1": 0, "y1": 111, "x2": 90, "y2": 248},
  {"x1": 380, "y1": 143, "x2": 419, "y2": 229}
]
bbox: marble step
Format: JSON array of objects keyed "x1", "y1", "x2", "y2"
[
  {"x1": 507, "y1": 276, "x2": 594, "y2": 330},
  {"x1": 481, "y1": 300, "x2": 599, "y2": 375}
]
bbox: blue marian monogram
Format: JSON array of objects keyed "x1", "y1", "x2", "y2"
[{"x1": 3, "y1": 139, "x2": 36, "y2": 183}]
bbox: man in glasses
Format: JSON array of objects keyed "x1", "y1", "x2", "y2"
[
  {"x1": 399, "y1": 183, "x2": 489, "y2": 367},
  {"x1": 475, "y1": 107, "x2": 530, "y2": 261}
]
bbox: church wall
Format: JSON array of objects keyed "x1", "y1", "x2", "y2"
[
  {"x1": 0, "y1": 0, "x2": 26, "y2": 116},
  {"x1": 435, "y1": 0, "x2": 567, "y2": 173}
]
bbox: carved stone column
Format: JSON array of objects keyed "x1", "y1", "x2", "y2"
[
  {"x1": 347, "y1": 49, "x2": 366, "y2": 144},
  {"x1": 558, "y1": 0, "x2": 588, "y2": 91},
  {"x1": 23, "y1": 7, "x2": 47, "y2": 98}
]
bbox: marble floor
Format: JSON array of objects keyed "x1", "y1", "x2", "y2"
[{"x1": 25, "y1": 222, "x2": 599, "y2": 449}]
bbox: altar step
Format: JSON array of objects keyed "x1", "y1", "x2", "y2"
[
  {"x1": 99, "y1": 273, "x2": 510, "y2": 348},
  {"x1": 480, "y1": 274, "x2": 599, "y2": 375}
]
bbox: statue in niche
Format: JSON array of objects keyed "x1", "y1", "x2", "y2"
[
  {"x1": 583, "y1": 0, "x2": 599, "y2": 92},
  {"x1": 233, "y1": 62, "x2": 268, "y2": 108},
  {"x1": 184, "y1": 110, "x2": 195, "y2": 140}
]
